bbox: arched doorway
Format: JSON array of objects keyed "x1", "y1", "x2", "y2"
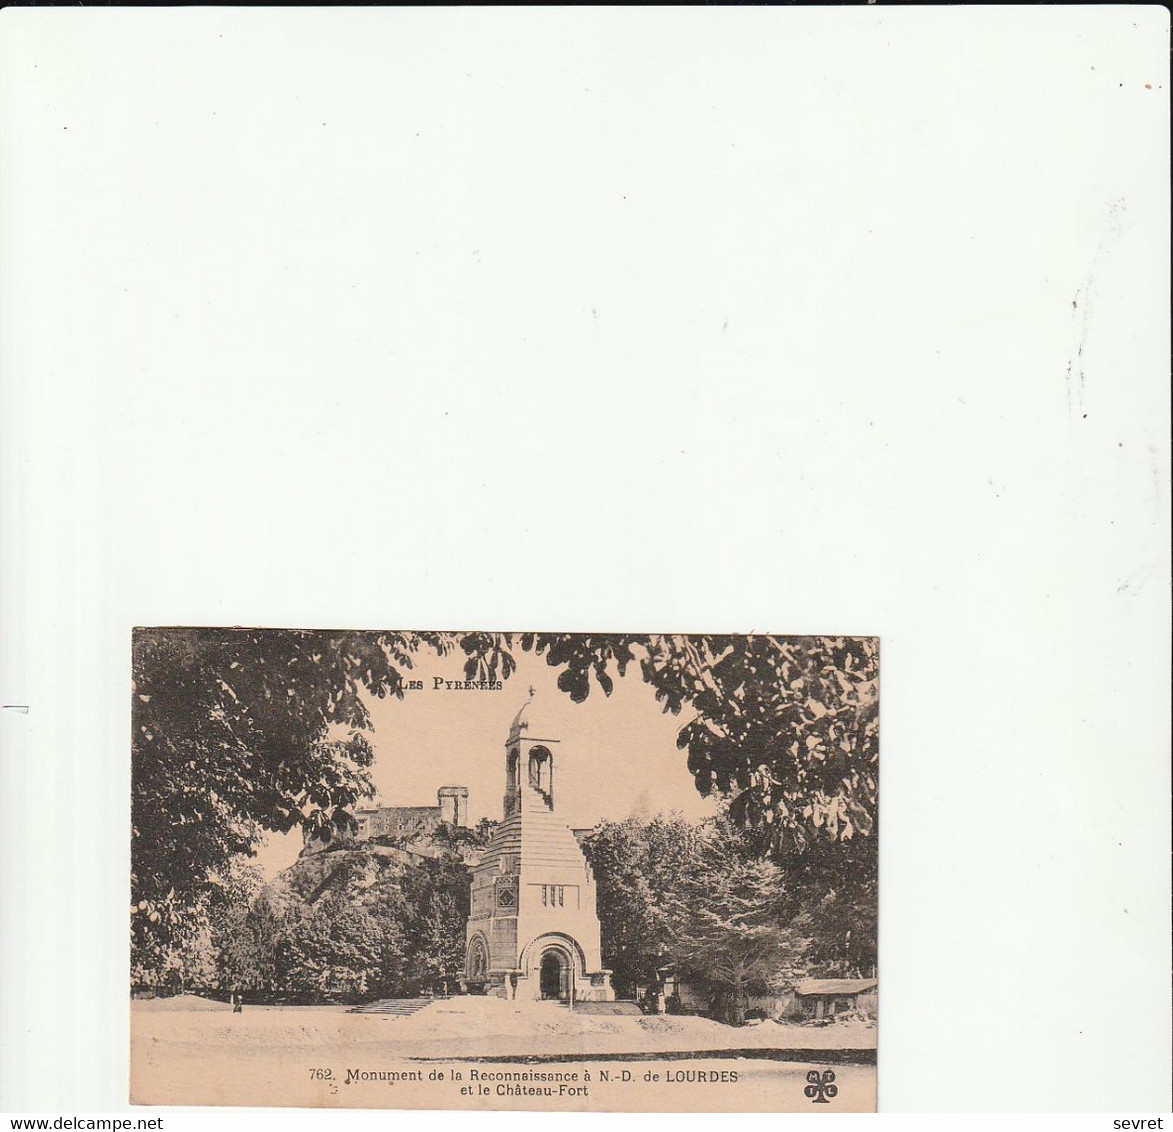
[
  {"x1": 527, "y1": 745, "x2": 554, "y2": 808},
  {"x1": 465, "y1": 934, "x2": 490, "y2": 992},
  {"x1": 539, "y1": 948, "x2": 568, "y2": 1001},
  {"x1": 522, "y1": 933, "x2": 587, "y2": 1004}
]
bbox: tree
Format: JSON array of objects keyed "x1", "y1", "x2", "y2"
[
  {"x1": 217, "y1": 882, "x2": 287, "y2": 994},
  {"x1": 212, "y1": 843, "x2": 474, "y2": 1002},
  {"x1": 131, "y1": 628, "x2": 459, "y2": 964},
  {"x1": 429, "y1": 818, "x2": 498, "y2": 855},
  {"x1": 586, "y1": 815, "x2": 811, "y2": 1024},
  {"x1": 663, "y1": 818, "x2": 809, "y2": 1025},
  {"x1": 131, "y1": 858, "x2": 265, "y2": 994},
  {"x1": 581, "y1": 815, "x2": 706, "y2": 998},
  {"x1": 768, "y1": 832, "x2": 877, "y2": 976},
  {"x1": 400, "y1": 856, "x2": 470, "y2": 993}
]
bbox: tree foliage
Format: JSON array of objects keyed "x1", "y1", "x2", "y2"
[
  {"x1": 210, "y1": 846, "x2": 471, "y2": 1001},
  {"x1": 131, "y1": 628, "x2": 451, "y2": 950},
  {"x1": 585, "y1": 815, "x2": 809, "y2": 1023},
  {"x1": 131, "y1": 858, "x2": 265, "y2": 993},
  {"x1": 511, "y1": 634, "x2": 879, "y2": 855},
  {"x1": 662, "y1": 819, "x2": 808, "y2": 1025},
  {"x1": 581, "y1": 815, "x2": 706, "y2": 998}
]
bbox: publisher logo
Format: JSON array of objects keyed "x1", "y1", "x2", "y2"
[{"x1": 804, "y1": 1069, "x2": 838, "y2": 1104}]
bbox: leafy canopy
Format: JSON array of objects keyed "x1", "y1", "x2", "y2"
[
  {"x1": 584, "y1": 814, "x2": 811, "y2": 1023},
  {"x1": 132, "y1": 630, "x2": 876, "y2": 976},
  {"x1": 501, "y1": 634, "x2": 878, "y2": 854},
  {"x1": 132, "y1": 628, "x2": 451, "y2": 939}
]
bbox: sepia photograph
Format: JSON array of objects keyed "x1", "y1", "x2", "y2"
[{"x1": 130, "y1": 631, "x2": 879, "y2": 1111}]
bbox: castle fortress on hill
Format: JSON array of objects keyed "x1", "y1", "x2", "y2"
[
  {"x1": 302, "y1": 785, "x2": 469, "y2": 855},
  {"x1": 351, "y1": 784, "x2": 468, "y2": 840}
]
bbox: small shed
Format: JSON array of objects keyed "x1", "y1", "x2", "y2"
[{"x1": 794, "y1": 977, "x2": 878, "y2": 1020}]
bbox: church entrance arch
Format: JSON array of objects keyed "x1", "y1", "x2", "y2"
[
  {"x1": 539, "y1": 947, "x2": 570, "y2": 1001},
  {"x1": 520, "y1": 932, "x2": 587, "y2": 1003}
]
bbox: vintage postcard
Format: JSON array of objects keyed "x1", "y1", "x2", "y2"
[{"x1": 130, "y1": 630, "x2": 878, "y2": 1111}]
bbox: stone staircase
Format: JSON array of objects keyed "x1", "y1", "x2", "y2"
[{"x1": 351, "y1": 997, "x2": 450, "y2": 1016}]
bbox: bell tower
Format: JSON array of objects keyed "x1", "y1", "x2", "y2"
[
  {"x1": 504, "y1": 687, "x2": 557, "y2": 816},
  {"x1": 464, "y1": 690, "x2": 613, "y2": 1002}
]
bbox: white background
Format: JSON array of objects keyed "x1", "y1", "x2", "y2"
[{"x1": 1, "y1": 5, "x2": 1169, "y2": 1116}]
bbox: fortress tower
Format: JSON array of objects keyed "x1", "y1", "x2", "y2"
[
  {"x1": 463, "y1": 693, "x2": 614, "y2": 1002},
  {"x1": 437, "y1": 785, "x2": 469, "y2": 826}
]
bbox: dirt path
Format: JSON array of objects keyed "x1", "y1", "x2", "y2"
[{"x1": 130, "y1": 997, "x2": 876, "y2": 1111}]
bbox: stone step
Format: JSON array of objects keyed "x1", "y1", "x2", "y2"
[{"x1": 351, "y1": 997, "x2": 451, "y2": 1016}]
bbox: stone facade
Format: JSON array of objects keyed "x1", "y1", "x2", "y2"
[
  {"x1": 303, "y1": 785, "x2": 468, "y2": 854},
  {"x1": 464, "y1": 695, "x2": 613, "y2": 1003}
]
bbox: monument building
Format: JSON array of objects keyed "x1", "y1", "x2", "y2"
[{"x1": 464, "y1": 693, "x2": 614, "y2": 1002}]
